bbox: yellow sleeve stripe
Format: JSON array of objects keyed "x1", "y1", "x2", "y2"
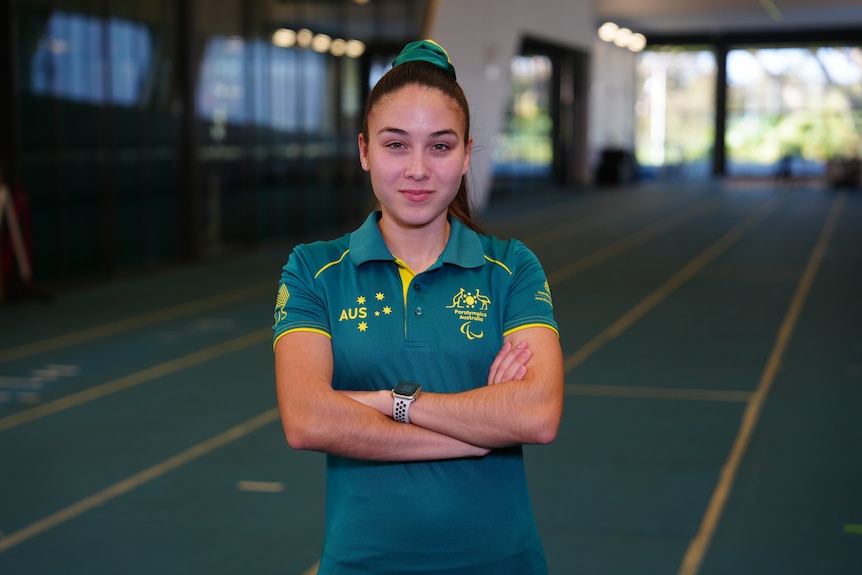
[
  {"x1": 273, "y1": 327, "x2": 332, "y2": 349},
  {"x1": 503, "y1": 323, "x2": 560, "y2": 338},
  {"x1": 483, "y1": 255, "x2": 512, "y2": 275},
  {"x1": 314, "y1": 249, "x2": 350, "y2": 279}
]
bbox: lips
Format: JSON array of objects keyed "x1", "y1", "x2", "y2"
[{"x1": 401, "y1": 189, "x2": 434, "y2": 202}]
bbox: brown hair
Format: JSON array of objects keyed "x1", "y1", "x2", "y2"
[{"x1": 361, "y1": 60, "x2": 484, "y2": 233}]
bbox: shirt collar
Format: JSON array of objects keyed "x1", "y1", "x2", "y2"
[{"x1": 349, "y1": 211, "x2": 486, "y2": 269}]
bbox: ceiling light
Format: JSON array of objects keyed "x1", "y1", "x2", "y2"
[
  {"x1": 613, "y1": 27, "x2": 632, "y2": 48},
  {"x1": 345, "y1": 39, "x2": 366, "y2": 58},
  {"x1": 627, "y1": 33, "x2": 647, "y2": 52},
  {"x1": 311, "y1": 33, "x2": 332, "y2": 53},
  {"x1": 296, "y1": 28, "x2": 313, "y2": 48},
  {"x1": 598, "y1": 22, "x2": 618, "y2": 43},
  {"x1": 330, "y1": 38, "x2": 347, "y2": 57},
  {"x1": 272, "y1": 28, "x2": 296, "y2": 48},
  {"x1": 598, "y1": 22, "x2": 647, "y2": 53}
]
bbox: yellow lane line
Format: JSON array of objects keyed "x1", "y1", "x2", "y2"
[
  {"x1": 566, "y1": 384, "x2": 752, "y2": 403},
  {"x1": 564, "y1": 198, "x2": 780, "y2": 373},
  {"x1": 547, "y1": 197, "x2": 722, "y2": 286},
  {"x1": 0, "y1": 282, "x2": 273, "y2": 364},
  {"x1": 484, "y1": 193, "x2": 631, "y2": 238},
  {"x1": 516, "y1": 192, "x2": 669, "y2": 250},
  {"x1": 0, "y1": 328, "x2": 272, "y2": 432},
  {"x1": 677, "y1": 192, "x2": 846, "y2": 575},
  {"x1": 0, "y1": 408, "x2": 280, "y2": 553}
]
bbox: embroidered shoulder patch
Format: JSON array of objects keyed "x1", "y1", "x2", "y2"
[
  {"x1": 274, "y1": 283, "x2": 289, "y2": 323},
  {"x1": 535, "y1": 280, "x2": 553, "y2": 307}
]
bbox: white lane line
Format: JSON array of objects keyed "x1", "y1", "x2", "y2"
[
  {"x1": 567, "y1": 384, "x2": 752, "y2": 403},
  {"x1": 0, "y1": 282, "x2": 272, "y2": 363},
  {"x1": 236, "y1": 480, "x2": 285, "y2": 493},
  {"x1": 0, "y1": 328, "x2": 271, "y2": 432}
]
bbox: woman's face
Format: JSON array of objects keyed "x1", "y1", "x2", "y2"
[{"x1": 359, "y1": 84, "x2": 471, "y2": 231}]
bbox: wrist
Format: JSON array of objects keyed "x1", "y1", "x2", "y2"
[
  {"x1": 380, "y1": 389, "x2": 394, "y2": 417},
  {"x1": 391, "y1": 381, "x2": 422, "y2": 423}
]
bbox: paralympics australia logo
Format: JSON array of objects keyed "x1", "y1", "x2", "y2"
[{"x1": 446, "y1": 288, "x2": 491, "y2": 340}]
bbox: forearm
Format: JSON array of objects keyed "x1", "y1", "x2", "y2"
[
  {"x1": 410, "y1": 382, "x2": 561, "y2": 448},
  {"x1": 356, "y1": 382, "x2": 560, "y2": 449},
  {"x1": 351, "y1": 330, "x2": 564, "y2": 448},
  {"x1": 276, "y1": 332, "x2": 487, "y2": 462},
  {"x1": 281, "y1": 390, "x2": 487, "y2": 461},
  {"x1": 275, "y1": 331, "x2": 555, "y2": 460}
]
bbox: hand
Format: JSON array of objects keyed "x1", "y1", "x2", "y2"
[{"x1": 486, "y1": 340, "x2": 531, "y2": 386}]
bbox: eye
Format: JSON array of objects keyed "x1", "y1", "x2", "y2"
[
  {"x1": 386, "y1": 142, "x2": 406, "y2": 150},
  {"x1": 431, "y1": 143, "x2": 450, "y2": 151}
]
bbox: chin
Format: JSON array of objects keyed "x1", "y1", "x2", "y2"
[{"x1": 404, "y1": 206, "x2": 449, "y2": 226}]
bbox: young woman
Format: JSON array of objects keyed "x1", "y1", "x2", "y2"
[{"x1": 273, "y1": 39, "x2": 564, "y2": 574}]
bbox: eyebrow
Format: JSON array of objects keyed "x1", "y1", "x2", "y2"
[{"x1": 376, "y1": 127, "x2": 459, "y2": 139}]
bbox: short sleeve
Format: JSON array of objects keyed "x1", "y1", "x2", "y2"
[
  {"x1": 272, "y1": 245, "x2": 332, "y2": 348},
  {"x1": 502, "y1": 240, "x2": 558, "y2": 337}
]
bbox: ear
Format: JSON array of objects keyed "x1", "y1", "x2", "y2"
[
  {"x1": 462, "y1": 137, "x2": 473, "y2": 176},
  {"x1": 358, "y1": 133, "x2": 370, "y2": 172}
]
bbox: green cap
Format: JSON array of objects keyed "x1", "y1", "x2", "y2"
[{"x1": 392, "y1": 39, "x2": 456, "y2": 79}]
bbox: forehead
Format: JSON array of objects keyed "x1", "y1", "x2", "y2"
[{"x1": 368, "y1": 84, "x2": 465, "y2": 129}]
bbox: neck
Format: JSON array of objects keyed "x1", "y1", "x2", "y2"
[{"x1": 379, "y1": 216, "x2": 450, "y2": 273}]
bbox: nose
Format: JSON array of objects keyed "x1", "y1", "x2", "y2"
[{"x1": 405, "y1": 150, "x2": 430, "y2": 180}]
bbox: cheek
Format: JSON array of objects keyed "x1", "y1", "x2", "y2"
[
  {"x1": 369, "y1": 163, "x2": 402, "y2": 193},
  {"x1": 370, "y1": 160, "x2": 399, "y2": 182},
  {"x1": 444, "y1": 159, "x2": 468, "y2": 183}
]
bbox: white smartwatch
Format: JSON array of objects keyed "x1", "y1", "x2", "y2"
[{"x1": 391, "y1": 381, "x2": 422, "y2": 423}]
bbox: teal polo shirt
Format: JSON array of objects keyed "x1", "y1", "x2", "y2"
[{"x1": 273, "y1": 212, "x2": 558, "y2": 574}]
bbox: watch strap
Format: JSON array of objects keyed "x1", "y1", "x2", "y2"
[{"x1": 393, "y1": 396, "x2": 414, "y2": 423}]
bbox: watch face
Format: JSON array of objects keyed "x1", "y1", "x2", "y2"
[{"x1": 394, "y1": 381, "x2": 421, "y2": 397}]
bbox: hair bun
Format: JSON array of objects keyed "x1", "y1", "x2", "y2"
[{"x1": 392, "y1": 39, "x2": 457, "y2": 79}]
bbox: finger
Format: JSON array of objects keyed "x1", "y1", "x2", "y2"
[
  {"x1": 489, "y1": 342, "x2": 530, "y2": 385},
  {"x1": 498, "y1": 348, "x2": 531, "y2": 383},
  {"x1": 486, "y1": 341, "x2": 513, "y2": 386}
]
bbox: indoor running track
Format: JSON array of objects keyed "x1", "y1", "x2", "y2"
[{"x1": 1, "y1": 180, "x2": 860, "y2": 575}]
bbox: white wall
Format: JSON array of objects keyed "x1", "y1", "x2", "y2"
[
  {"x1": 426, "y1": 0, "x2": 595, "y2": 210},
  {"x1": 589, "y1": 39, "x2": 638, "y2": 166}
]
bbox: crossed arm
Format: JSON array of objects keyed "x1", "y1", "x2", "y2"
[{"x1": 274, "y1": 327, "x2": 564, "y2": 461}]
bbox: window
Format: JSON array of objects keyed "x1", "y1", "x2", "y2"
[
  {"x1": 726, "y1": 46, "x2": 862, "y2": 177},
  {"x1": 493, "y1": 55, "x2": 554, "y2": 179},
  {"x1": 635, "y1": 49, "x2": 716, "y2": 179},
  {"x1": 30, "y1": 11, "x2": 153, "y2": 106}
]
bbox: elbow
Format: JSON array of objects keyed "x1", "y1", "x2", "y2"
[
  {"x1": 529, "y1": 418, "x2": 560, "y2": 445},
  {"x1": 537, "y1": 425, "x2": 559, "y2": 445},
  {"x1": 281, "y1": 415, "x2": 319, "y2": 452},
  {"x1": 282, "y1": 426, "x2": 308, "y2": 451},
  {"x1": 277, "y1": 390, "x2": 332, "y2": 452},
  {"x1": 524, "y1": 403, "x2": 562, "y2": 445},
  {"x1": 284, "y1": 429, "x2": 311, "y2": 451}
]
